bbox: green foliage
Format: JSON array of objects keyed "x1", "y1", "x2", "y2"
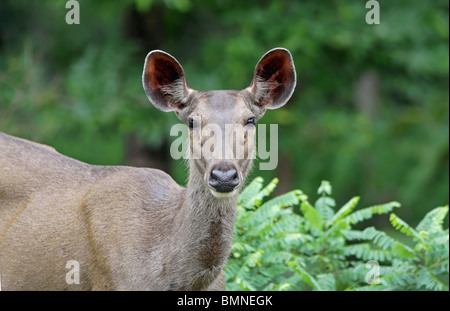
[
  {"x1": 161, "y1": 0, "x2": 449, "y2": 221},
  {"x1": 0, "y1": 1, "x2": 448, "y2": 290},
  {"x1": 0, "y1": 0, "x2": 447, "y2": 290},
  {"x1": 0, "y1": 1, "x2": 448, "y2": 223},
  {"x1": 225, "y1": 177, "x2": 449, "y2": 291}
]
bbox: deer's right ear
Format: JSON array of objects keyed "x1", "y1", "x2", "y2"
[{"x1": 142, "y1": 50, "x2": 194, "y2": 112}]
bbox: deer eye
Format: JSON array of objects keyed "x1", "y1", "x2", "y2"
[
  {"x1": 246, "y1": 117, "x2": 256, "y2": 125},
  {"x1": 188, "y1": 118, "x2": 194, "y2": 128}
]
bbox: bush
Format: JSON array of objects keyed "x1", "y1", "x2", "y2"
[{"x1": 225, "y1": 177, "x2": 449, "y2": 291}]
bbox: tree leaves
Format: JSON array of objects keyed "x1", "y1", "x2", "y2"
[
  {"x1": 344, "y1": 202, "x2": 401, "y2": 225},
  {"x1": 328, "y1": 196, "x2": 360, "y2": 226},
  {"x1": 416, "y1": 206, "x2": 449, "y2": 234},
  {"x1": 301, "y1": 201, "x2": 323, "y2": 231},
  {"x1": 390, "y1": 213, "x2": 423, "y2": 241},
  {"x1": 226, "y1": 177, "x2": 449, "y2": 291}
]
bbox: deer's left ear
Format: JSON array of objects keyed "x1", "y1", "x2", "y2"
[{"x1": 247, "y1": 48, "x2": 296, "y2": 109}]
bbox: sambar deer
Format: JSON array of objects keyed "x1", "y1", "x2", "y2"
[{"x1": 0, "y1": 48, "x2": 296, "y2": 290}]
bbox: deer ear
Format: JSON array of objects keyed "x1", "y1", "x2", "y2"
[
  {"x1": 248, "y1": 48, "x2": 296, "y2": 109},
  {"x1": 142, "y1": 50, "x2": 193, "y2": 112}
]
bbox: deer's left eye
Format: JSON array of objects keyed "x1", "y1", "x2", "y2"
[{"x1": 246, "y1": 117, "x2": 255, "y2": 125}]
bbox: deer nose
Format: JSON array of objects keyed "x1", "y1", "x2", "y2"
[{"x1": 209, "y1": 163, "x2": 240, "y2": 193}]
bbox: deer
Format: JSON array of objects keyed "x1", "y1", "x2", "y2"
[{"x1": 0, "y1": 48, "x2": 296, "y2": 290}]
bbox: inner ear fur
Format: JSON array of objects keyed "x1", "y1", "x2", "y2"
[
  {"x1": 249, "y1": 48, "x2": 296, "y2": 109},
  {"x1": 142, "y1": 50, "x2": 193, "y2": 112}
]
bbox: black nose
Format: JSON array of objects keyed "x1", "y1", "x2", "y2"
[{"x1": 209, "y1": 163, "x2": 240, "y2": 193}]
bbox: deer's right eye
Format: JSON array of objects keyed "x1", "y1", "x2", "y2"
[{"x1": 188, "y1": 118, "x2": 194, "y2": 128}]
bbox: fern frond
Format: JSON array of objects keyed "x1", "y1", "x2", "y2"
[
  {"x1": 246, "y1": 250, "x2": 264, "y2": 267},
  {"x1": 254, "y1": 178, "x2": 279, "y2": 203},
  {"x1": 228, "y1": 177, "x2": 449, "y2": 291},
  {"x1": 262, "y1": 190, "x2": 303, "y2": 211},
  {"x1": 318, "y1": 273, "x2": 336, "y2": 291},
  {"x1": 390, "y1": 213, "x2": 424, "y2": 242},
  {"x1": 432, "y1": 259, "x2": 449, "y2": 274},
  {"x1": 416, "y1": 205, "x2": 449, "y2": 234},
  {"x1": 417, "y1": 268, "x2": 449, "y2": 291},
  {"x1": 277, "y1": 273, "x2": 306, "y2": 290},
  {"x1": 235, "y1": 277, "x2": 257, "y2": 291},
  {"x1": 328, "y1": 196, "x2": 360, "y2": 226},
  {"x1": 238, "y1": 176, "x2": 264, "y2": 208},
  {"x1": 288, "y1": 259, "x2": 321, "y2": 290},
  {"x1": 247, "y1": 190, "x2": 301, "y2": 231},
  {"x1": 262, "y1": 250, "x2": 295, "y2": 265},
  {"x1": 300, "y1": 201, "x2": 323, "y2": 231},
  {"x1": 343, "y1": 201, "x2": 401, "y2": 225},
  {"x1": 326, "y1": 219, "x2": 351, "y2": 238},
  {"x1": 231, "y1": 242, "x2": 256, "y2": 255},
  {"x1": 318, "y1": 180, "x2": 332, "y2": 196},
  {"x1": 344, "y1": 244, "x2": 393, "y2": 262},
  {"x1": 264, "y1": 215, "x2": 303, "y2": 239},
  {"x1": 343, "y1": 227, "x2": 400, "y2": 251},
  {"x1": 391, "y1": 242, "x2": 415, "y2": 259},
  {"x1": 251, "y1": 273, "x2": 272, "y2": 289},
  {"x1": 337, "y1": 263, "x2": 369, "y2": 283},
  {"x1": 315, "y1": 197, "x2": 336, "y2": 223}
]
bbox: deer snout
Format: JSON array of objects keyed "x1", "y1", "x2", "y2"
[{"x1": 208, "y1": 162, "x2": 240, "y2": 193}]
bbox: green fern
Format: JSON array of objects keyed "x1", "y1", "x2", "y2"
[
  {"x1": 328, "y1": 196, "x2": 360, "y2": 227},
  {"x1": 343, "y1": 202, "x2": 401, "y2": 225},
  {"x1": 390, "y1": 213, "x2": 424, "y2": 242},
  {"x1": 225, "y1": 177, "x2": 449, "y2": 291},
  {"x1": 416, "y1": 206, "x2": 449, "y2": 234}
]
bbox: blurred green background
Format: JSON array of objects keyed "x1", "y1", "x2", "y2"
[{"x1": 0, "y1": 0, "x2": 448, "y2": 225}]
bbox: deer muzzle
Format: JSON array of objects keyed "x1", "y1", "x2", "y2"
[{"x1": 208, "y1": 162, "x2": 240, "y2": 194}]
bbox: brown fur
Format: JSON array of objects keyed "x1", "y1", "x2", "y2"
[{"x1": 0, "y1": 48, "x2": 296, "y2": 290}]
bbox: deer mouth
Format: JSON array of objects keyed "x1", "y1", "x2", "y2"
[{"x1": 209, "y1": 188, "x2": 238, "y2": 199}]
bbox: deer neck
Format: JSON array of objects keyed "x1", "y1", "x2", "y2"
[{"x1": 177, "y1": 162, "x2": 238, "y2": 282}]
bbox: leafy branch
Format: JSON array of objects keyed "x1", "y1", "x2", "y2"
[{"x1": 225, "y1": 177, "x2": 449, "y2": 291}]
